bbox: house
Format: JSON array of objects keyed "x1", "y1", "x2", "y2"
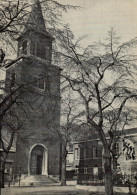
[
  {"x1": 73, "y1": 128, "x2": 137, "y2": 185},
  {"x1": 1, "y1": 0, "x2": 61, "y2": 185}
]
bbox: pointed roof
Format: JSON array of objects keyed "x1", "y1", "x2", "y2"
[
  {"x1": 26, "y1": 0, "x2": 46, "y2": 32},
  {"x1": 18, "y1": 0, "x2": 53, "y2": 39}
]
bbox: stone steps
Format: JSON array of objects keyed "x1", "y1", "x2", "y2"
[{"x1": 15, "y1": 175, "x2": 57, "y2": 186}]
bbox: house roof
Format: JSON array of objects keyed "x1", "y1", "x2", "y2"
[
  {"x1": 122, "y1": 128, "x2": 137, "y2": 135},
  {"x1": 73, "y1": 128, "x2": 137, "y2": 144}
]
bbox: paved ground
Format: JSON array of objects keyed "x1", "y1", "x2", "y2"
[
  {"x1": 2, "y1": 185, "x2": 135, "y2": 195},
  {"x1": 1, "y1": 186, "x2": 91, "y2": 195}
]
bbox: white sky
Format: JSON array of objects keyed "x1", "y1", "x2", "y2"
[
  {"x1": 58, "y1": 0, "x2": 137, "y2": 128},
  {"x1": 1, "y1": 0, "x2": 137, "y2": 127},
  {"x1": 58, "y1": 0, "x2": 137, "y2": 46},
  {"x1": 2, "y1": 0, "x2": 137, "y2": 59}
]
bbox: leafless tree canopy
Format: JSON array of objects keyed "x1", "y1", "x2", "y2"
[
  {"x1": 0, "y1": 0, "x2": 78, "y2": 59},
  {"x1": 56, "y1": 27, "x2": 137, "y2": 195}
]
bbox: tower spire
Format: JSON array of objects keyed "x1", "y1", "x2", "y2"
[
  {"x1": 26, "y1": 0, "x2": 46, "y2": 33},
  {"x1": 17, "y1": 0, "x2": 53, "y2": 60}
]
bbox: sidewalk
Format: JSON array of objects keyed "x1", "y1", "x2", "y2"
[
  {"x1": 1, "y1": 185, "x2": 90, "y2": 195},
  {"x1": 1, "y1": 185, "x2": 137, "y2": 195},
  {"x1": 76, "y1": 185, "x2": 137, "y2": 195}
]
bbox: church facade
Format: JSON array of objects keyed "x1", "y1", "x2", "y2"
[{"x1": 4, "y1": 0, "x2": 61, "y2": 181}]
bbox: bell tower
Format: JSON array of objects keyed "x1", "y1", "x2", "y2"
[
  {"x1": 17, "y1": 0, "x2": 53, "y2": 64},
  {"x1": 6, "y1": 0, "x2": 61, "y2": 182}
]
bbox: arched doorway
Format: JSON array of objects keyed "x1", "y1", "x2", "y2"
[{"x1": 29, "y1": 144, "x2": 48, "y2": 176}]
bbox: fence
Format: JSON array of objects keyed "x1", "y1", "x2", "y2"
[
  {"x1": 78, "y1": 173, "x2": 105, "y2": 185},
  {"x1": 113, "y1": 173, "x2": 137, "y2": 187},
  {"x1": 77, "y1": 172, "x2": 137, "y2": 187}
]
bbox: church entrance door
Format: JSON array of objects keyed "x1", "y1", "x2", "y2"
[
  {"x1": 30, "y1": 145, "x2": 48, "y2": 175},
  {"x1": 36, "y1": 155, "x2": 43, "y2": 175}
]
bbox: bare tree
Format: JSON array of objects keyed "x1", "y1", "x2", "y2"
[
  {"x1": 0, "y1": 74, "x2": 23, "y2": 130},
  {"x1": 0, "y1": 69, "x2": 24, "y2": 187},
  {"x1": 56, "y1": 27, "x2": 137, "y2": 195},
  {"x1": 52, "y1": 87, "x2": 83, "y2": 185},
  {"x1": 0, "y1": 0, "x2": 78, "y2": 61},
  {"x1": 0, "y1": 0, "x2": 76, "y2": 35},
  {"x1": 0, "y1": 0, "x2": 29, "y2": 57},
  {"x1": 0, "y1": 72, "x2": 53, "y2": 187},
  {"x1": 0, "y1": 0, "x2": 79, "y2": 188},
  {"x1": 0, "y1": 109, "x2": 22, "y2": 188}
]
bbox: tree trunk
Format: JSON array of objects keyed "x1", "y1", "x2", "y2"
[
  {"x1": 0, "y1": 158, "x2": 6, "y2": 188},
  {"x1": 61, "y1": 158, "x2": 66, "y2": 186},
  {"x1": 103, "y1": 151, "x2": 113, "y2": 195},
  {"x1": 61, "y1": 143, "x2": 67, "y2": 186},
  {"x1": 0, "y1": 152, "x2": 8, "y2": 188}
]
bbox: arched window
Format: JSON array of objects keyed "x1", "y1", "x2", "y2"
[
  {"x1": 36, "y1": 42, "x2": 45, "y2": 59},
  {"x1": 22, "y1": 40, "x2": 27, "y2": 55},
  {"x1": 10, "y1": 73, "x2": 15, "y2": 88}
]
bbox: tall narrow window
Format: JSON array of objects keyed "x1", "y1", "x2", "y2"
[
  {"x1": 113, "y1": 158, "x2": 117, "y2": 169},
  {"x1": 10, "y1": 73, "x2": 15, "y2": 88},
  {"x1": 93, "y1": 166, "x2": 98, "y2": 180},
  {"x1": 114, "y1": 143, "x2": 119, "y2": 157},
  {"x1": 84, "y1": 145, "x2": 88, "y2": 158},
  {"x1": 75, "y1": 167, "x2": 79, "y2": 174},
  {"x1": 84, "y1": 167, "x2": 88, "y2": 173},
  {"x1": 93, "y1": 146, "x2": 98, "y2": 158},
  {"x1": 31, "y1": 42, "x2": 36, "y2": 56},
  {"x1": 37, "y1": 42, "x2": 45, "y2": 59},
  {"x1": 45, "y1": 45, "x2": 50, "y2": 60},
  {"x1": 22, "y1": 40, "x2": 27, "y2": 55},
  {"x1": 74, "y1": 148, "x2": 79, "y2": 160}
]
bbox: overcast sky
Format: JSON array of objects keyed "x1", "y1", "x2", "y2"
[{"x1": 58, "y1": 0, "x2": 137, "y2": 46}]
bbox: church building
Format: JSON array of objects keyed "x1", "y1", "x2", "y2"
[{"x1": 4, "y1": 0, "x2": 61, "y2": 184}]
